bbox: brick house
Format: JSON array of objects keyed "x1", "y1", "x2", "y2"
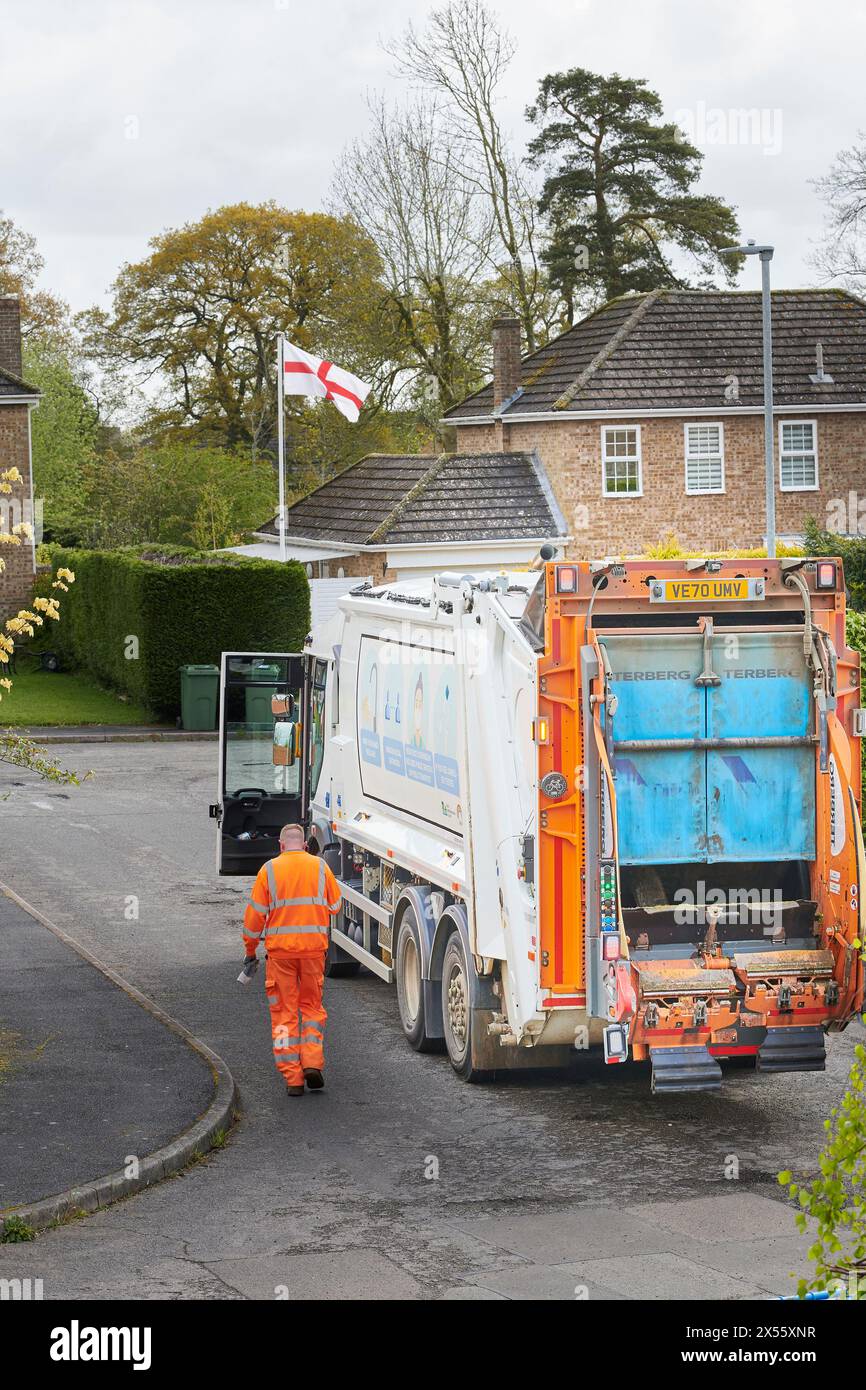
[
  {"x1": 0, "y1": 296, "x2": 39, "y2": 620},
  {"x1": 444, "y1": 290, "x2": 866, "y2": 556},
  {"x1": 241, "y1": 450, "x2": 568, "y2": 581}
]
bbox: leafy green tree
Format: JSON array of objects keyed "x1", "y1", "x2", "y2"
[
  {"x1": 526, "y1": 69, "x2": 743, "y2": 316},
  {"x1": 81, "y1": 203, "x2": 394, "y2": 454},
  {"x1": 190, "y1": 483, "x2": 236, "y2": 552},
  {"x1": 82, "y1": 442, "x2": 276, "y2": 550},
  {"x1": 285, "y1": 398, "x2": 433, "y2": 497},
  {"x1": 0, "y1": 212, "x2": 68, "y2": 340},
  {"x1": 23, "y1": 340, "x2": 99, "y2": 545}
]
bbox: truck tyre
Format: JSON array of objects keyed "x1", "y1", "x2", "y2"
[
  {"x1": 325, "y1": 932, "x2": 360, "y2": 979},
  {"x1": 441, "y1": 930, "x2": 492, "y2": 1083},
  {"x1": 395, "y1": 907, "x2": 439, "y2": 1053}
]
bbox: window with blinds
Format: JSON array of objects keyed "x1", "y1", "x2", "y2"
[
  {"x1": 685, "y1": 423, "x2": 725, "y2": 494},
  {"x1": 779, "y1": 420, "x2": 818, "y2": 490}
]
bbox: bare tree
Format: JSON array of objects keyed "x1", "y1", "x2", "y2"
[
  {"x1": 386, "y1": 0, "x2": 553, "y2": 351},
  {"x1": 332, "y1": 94, "x2": 494, "y2": 413},
  {"x1": 811, "y1": 134, "x2": 866, "y2": 288}
]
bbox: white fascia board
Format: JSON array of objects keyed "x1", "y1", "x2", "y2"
[
  {"x1": 250, "y1": 531, "x2": 355, "y2": 555},
  {"x1": 383, "y1": 535, "x2": 570, "y2": 553},
  {"x1": 445, "y1": 401, "x2": 866, "y2": 426},
  {"x1": 385, "y1": 539, "x2": 570, "y2": 573},
  {"x1": 257, "y1": 530, "x2": 572, "y2": 553},
  {"x1": 0, "y1": 395, "x2": 40, "y2": 406}
]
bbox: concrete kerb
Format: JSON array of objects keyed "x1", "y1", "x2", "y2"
[
  {"x1": 0, "y1": 880, "x2": 238, "y2": 1238},
  {"x1": 26, "y1": 730, "x2": 218, "y2": 744}
]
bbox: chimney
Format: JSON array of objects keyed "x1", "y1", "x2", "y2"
[
  {"x1": 0, "y1": 296, "x2": 23, "y2": 379},
  {"x1": 492, "y1": 315, "x2": 521, "y2": 410}
]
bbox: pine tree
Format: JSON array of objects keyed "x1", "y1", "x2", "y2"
[{"x1": 527, "y1": 69, "x2": 743, "y2": 317}]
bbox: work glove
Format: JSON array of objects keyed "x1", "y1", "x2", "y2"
[{"x1": 237, "y1": 955, "x2": 259, "y2": 986}]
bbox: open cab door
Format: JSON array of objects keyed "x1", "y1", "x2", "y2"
[{"x1": 213, "y1": 652, "x2": 313, "y2": 875}]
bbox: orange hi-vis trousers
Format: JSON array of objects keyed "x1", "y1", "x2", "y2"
[
  {"x1": 266, "y1": 951, "x2": 327, "y2": 1085},
  {"x1": 243, "y1": 850, "x2": 341, "y2": 1085}
]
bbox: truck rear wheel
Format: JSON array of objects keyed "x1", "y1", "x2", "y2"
[
  {"x1": 395, "y1": 908, "x2": 439, "y2": 1052},
  {"x1": 441, "y1": 930, "x2": 491, "y2": 1083}
]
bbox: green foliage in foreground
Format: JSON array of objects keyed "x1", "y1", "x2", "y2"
[{"x1": 779, "y1": 1032, "x2": 866, "y2": 1300}]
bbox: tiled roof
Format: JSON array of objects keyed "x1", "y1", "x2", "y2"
[
  {"x1": 258, "y1": 451, "x2": 566, "y2": 547},
  {"x1": 0, "y1": 366, "x2": 40, "y2": 398},
  {"x1": 445, "y1": 289, "x2": 866, "y2": 418}
]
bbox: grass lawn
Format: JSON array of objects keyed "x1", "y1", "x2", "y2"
[{"x1": 0, "y1": 666, "x2": 157, "y2": 727}]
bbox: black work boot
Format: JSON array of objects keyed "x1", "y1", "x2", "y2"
[
  {"x1": 304, "y1": 1069, "x2": 324, "y2": 1091},
  {"x1": 286, "y1": 1082, "x2": 305, "y2": 1097}
]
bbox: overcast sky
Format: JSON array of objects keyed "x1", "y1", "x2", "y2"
[{"x1": 2, "y1": 0, "x2": 862, "y2": 315}]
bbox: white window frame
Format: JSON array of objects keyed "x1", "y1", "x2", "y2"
[
  {"x1": 778, "y1": 418, "x2": 819, "y2": 493},
  {"x1": 684, "y1": 421, "x2": 725, "y2": 495},
  {"x1": 601, "y1": 424, "x2": 643, "y2": 498}
]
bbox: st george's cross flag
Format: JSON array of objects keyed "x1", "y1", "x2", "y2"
[{"x1": 280, "y1": 338, "x2": 371, "y2": 423}]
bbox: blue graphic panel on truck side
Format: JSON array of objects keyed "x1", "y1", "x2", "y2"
[{"x1": 604, "y1": 634, "x2": 706, "y2": 865}]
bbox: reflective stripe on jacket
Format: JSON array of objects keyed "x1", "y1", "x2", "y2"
[{"x1": 243, "y1": 850, "x2": 341, "y2": 956}]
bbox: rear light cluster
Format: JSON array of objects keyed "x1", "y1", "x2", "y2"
[
  {"x1": 532, "y1": 716, "x2": 551, "y2": 745},
  {"x1": 555, "y1": 565, "x2": 578, "y2": 594},
  {"x1": 600, "y1": 860, "x2": 619, "y2": 958},
  {"x1": 815, "y1": 561, "x2": 837, "y2": 590}
]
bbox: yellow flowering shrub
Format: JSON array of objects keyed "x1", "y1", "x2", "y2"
[{"x1": 0, "y1": 468, "x2": 78, "y2": 782}]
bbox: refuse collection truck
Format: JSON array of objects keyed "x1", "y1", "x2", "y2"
[{"x1": 211, "y1": 556, "x2": 866, "y2": 1092}]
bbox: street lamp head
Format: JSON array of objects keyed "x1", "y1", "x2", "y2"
[{"x1": 721, "y1": 241, "x2": 774, "y2": 258}]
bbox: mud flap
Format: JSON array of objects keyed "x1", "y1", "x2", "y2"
[
  {"x1": 757, "y1": 1025, "x2": 826, "y2": 1073},
  {"x1": 469, "y1": 1010, "x2": 583, "y2": 1074},
  {"x1": 650, "y1": 1045, "x2": 723, "y2": 1094}
]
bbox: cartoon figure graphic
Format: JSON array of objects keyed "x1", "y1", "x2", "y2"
[{"x1": 411, "y1": 672, "x2": 425, "y2": 749}]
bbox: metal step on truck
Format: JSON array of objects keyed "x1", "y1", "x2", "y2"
[{"x1": 211, "y1": 555, "x2": 866, "y2": 1093}]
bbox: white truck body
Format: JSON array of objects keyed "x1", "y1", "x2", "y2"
[{"x1": 309, "y1": 571, "x2": 567, "y2": 1048}]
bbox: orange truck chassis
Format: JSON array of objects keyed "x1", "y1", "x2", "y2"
[{"x1": 537, "y1": 556, "x2": 865, "y2": 1091}]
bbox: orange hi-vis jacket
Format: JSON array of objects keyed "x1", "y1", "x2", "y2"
[{"x1": 243, "y1": 850, "x2": 342, "y2": 957}]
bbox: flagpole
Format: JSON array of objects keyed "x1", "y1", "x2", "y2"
[{"x1": 276, "y1": 332, "x2": 286, "y2": 563}]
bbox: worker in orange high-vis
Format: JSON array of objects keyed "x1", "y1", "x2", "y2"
[{"x1": 242, "y1": 824, "x2": 342, "y2": 1096}]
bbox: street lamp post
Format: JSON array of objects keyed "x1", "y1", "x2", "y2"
[{"x1": 721, "y1": 239, "x2": 776, "y2": 558}]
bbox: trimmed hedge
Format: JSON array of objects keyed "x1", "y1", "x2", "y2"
[{"x1": 43, "y1": 544, "x2": 310, "y2": 718}]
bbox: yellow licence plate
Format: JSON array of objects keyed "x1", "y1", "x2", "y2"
[{"x1": 650, "y1": 577, "x2": 762, "y2": 603}]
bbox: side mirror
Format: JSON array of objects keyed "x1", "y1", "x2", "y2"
[{"x1": 273, "y1": 721, "x2": 297, "y2": 767}]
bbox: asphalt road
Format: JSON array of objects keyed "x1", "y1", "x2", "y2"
[{"x1": 0, "y1": 742, "x2": 860, "y2": 1300}]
